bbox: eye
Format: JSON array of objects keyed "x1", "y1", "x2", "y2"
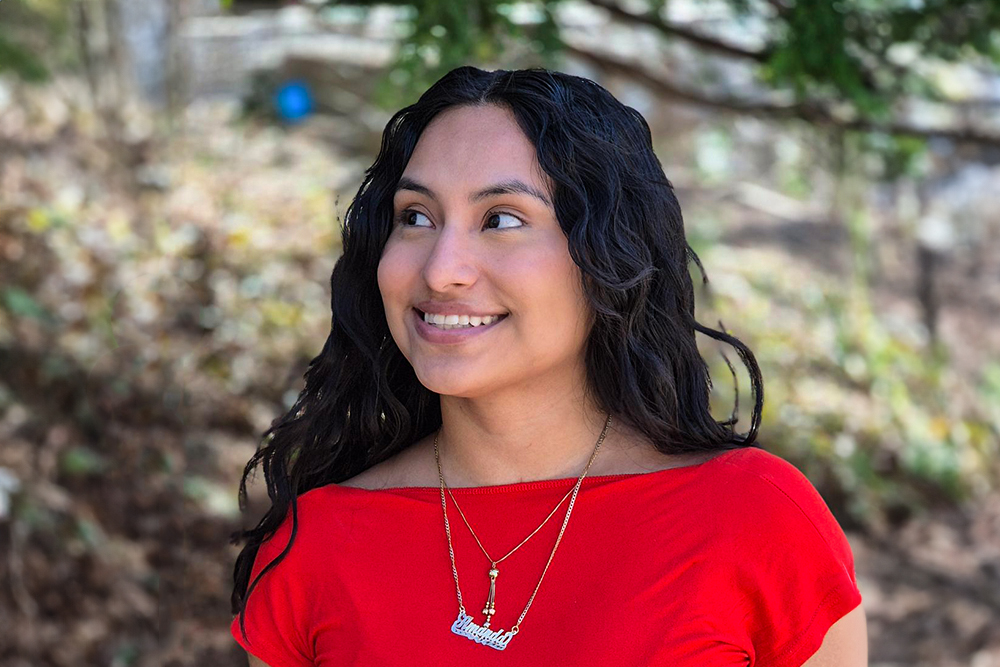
[
  {"x1": 484, "y1": 210, "x2": 524, "y2": 230},
  {"x1": 393, "y1": 208, "x2": 525, "y2": 230},
  {"x1": 395, "y1": 208, "x2": 432, "y2": 228}
]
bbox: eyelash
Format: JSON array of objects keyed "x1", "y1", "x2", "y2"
[{"x1": 393, "y1": 208, "x2": 525, "y2": 230}]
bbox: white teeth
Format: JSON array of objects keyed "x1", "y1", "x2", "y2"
[{"x1": 422, "y1": 311, "x2": 506, "y2": 330}]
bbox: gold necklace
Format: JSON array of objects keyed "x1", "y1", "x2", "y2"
[
  {"x1": 444, "y1": 463, "x2": 576, "y2": 626},
  {"x1": 435, "y1": 414, "x2": 612, "y2": 651}
]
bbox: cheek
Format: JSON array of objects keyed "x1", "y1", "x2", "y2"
[
  {"x1": 505, "y1": 248, "x2": 589, "y2": 338},
  {"x1": 554, "y1": 258, "x2": 591, "y2": 339},
  {"x1": 377, "y1": 243, "x2": 410, "y2": 311}
]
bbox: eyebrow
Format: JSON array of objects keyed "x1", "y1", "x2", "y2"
[{"x1": 394, "y1": 176, "x2": 553, "y2": 209}]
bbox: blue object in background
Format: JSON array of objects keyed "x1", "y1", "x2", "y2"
[{"x1": 274, "y1": 80, "x2": 314, "y2": 123}]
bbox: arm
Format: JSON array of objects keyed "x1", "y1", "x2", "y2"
[
  {"x1": 800, "y1": 605, "x2": 868, "y2": 667},
  {"x1": 246, "y1": 652, "x2": 272, "y2": 667}
]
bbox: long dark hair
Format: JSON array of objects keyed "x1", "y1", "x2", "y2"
[{"x1": 230, "y1": 65, "x2": 763, "y2": 637}]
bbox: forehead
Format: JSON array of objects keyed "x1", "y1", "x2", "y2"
[{"x1": 400, "y1": 105, "x2": 549, "y2": 194}]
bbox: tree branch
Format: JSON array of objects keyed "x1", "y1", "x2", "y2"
[
  {"x1": 563, "y1": 43, "x2": 1000, "y2": 147},
  {"x1": 585, "y1": 0, "x2": 772, "y2": 62},
  {"x1": 583, "y1": 0, "x2": 940, "y2": 113}
]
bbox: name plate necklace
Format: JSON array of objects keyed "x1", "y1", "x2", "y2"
[{"x1": 435, "y1": 414, "x2": 612, "y2": 651}]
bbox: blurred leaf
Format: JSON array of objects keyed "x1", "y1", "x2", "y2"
[
  {"x1": 26, "y1": 208, "x2": 51, "y2": 232},
  {"x1": 0, "y1": 32, "x2": 49, "y2": 82},
  {"x1": 0, "y1": 0, "x2": 74, "y2": 81},
  {"x1": 182, "y1": 475, "x2": 240, "y2": 518},
  {"x1": 60, "y1": 446, "x2": 110, "y2": 477},
  {"x1": 75, "y1": 516, "x2": 107, "y2": 549},
  {"x1": 2, "y1": 286, "x2": 51, "y2": 320}
]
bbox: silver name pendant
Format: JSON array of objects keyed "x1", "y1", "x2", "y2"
[{"x1": 450, "y1": 611, "x2": 515, "y2": 650}]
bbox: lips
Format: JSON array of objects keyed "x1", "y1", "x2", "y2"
[
  {"x1": 413, "y1": 301, "x2": 509, "y2": 318},
  {"x1": 414, "y1": 308, "x2": 508, "y2": 327},
  {"x1": 411, "y1": 308, "x2": 508, "y2": 344}
]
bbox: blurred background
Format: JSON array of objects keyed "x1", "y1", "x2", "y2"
[{"x1": 1, "y1": 0, "x2": 999, "y2": 665}]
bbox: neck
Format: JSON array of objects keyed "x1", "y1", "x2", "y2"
[{"x1": 435, "y1": 379, "x2": 625, "y2": 488}]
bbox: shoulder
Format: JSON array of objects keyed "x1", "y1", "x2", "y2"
[
  {"x1": 338, "y1": 457, "x2": 405, "y2": 491},
  {"x1": 338, "y1": 437, "x2": 436, "y2": 489},
  {"x1": 709, "y1": 447, "x2": 848, "y2": 543},
  {"x1": 701, "y1": 449, "x2": 864, "y2": 665},
  {"x1": 706, "y1": 447, "x2": 830, "y2": 510},
  {"x1": 337, "y1": 464, "x2": 392, "y2": 490},
  {"x1": 711, "y1": 444, "x2": 813, "y2": 482},
  {"x1": 254, "y1": 484, "x2": 350, "y2": 565},
  {"x1": 236, "y1": 491, "x2": 345, "y2": 667},
  {"x1": 706, "y1": 447, "x2": 860, "y2": 596}
]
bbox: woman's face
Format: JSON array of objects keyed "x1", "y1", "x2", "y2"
[{"x1": 377, "y1": 104, "x2": 592, "y2": 399}]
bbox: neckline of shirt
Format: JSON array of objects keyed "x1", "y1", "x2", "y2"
[{"x1": 336, "y1": 447, "x2": 748, "y2": 495}]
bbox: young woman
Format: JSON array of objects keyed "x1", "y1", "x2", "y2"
[{"x1": 230, "y1": 66, "x2": 867, "y2": 666}]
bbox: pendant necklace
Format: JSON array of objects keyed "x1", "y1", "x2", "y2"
[{"x1": 435, "y1": 414, "x2": 612, "y2": 650}]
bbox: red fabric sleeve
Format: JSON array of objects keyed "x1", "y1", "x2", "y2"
[
  {"x1": 230, "y1": 498, "x2": 317, "y2": 667},
  {"x1": 721, "y1": 453, "x2": 864, "y2": 667}
]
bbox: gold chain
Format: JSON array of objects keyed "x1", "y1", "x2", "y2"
[
  {"x1": 445, "y1": 475, "x2": 575, "y2": 566},
  {"x1": 436, "y1": 413, "x2": 612, "y2": 638}
]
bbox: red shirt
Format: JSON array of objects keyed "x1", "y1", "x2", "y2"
[{"x1": 231, "y1": 446, "x2": 863, "y2": 666}]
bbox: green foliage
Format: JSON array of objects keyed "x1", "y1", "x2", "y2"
[
  {"x1": 60, "y1": 446, "x2": 110, "y2": 477},
  {"x1": 0, "y1": 0, "x2": 75, "y2": 81},
  {"x1": 885, "y1": 0, "x2": 1000, "y2": 61},
  {"x1": 328, "y1": 0, "x2": 1000, "y2": 113},
  {"x1": 855, "y1": 131, "x2": 930, "y2": 180},
  {"x1": 764, "y1": 0, "x2": 889, "y2": 118},
  {"x1": 322, "y1": 1, "x2": 565, "y2": 107},
  {"x1": 761, "y1": 0, "x2": 1000, "y2": 115},
  {"x1": 0, "y1": 33, "x2": 50, "y2": 81},
  {"x1": 330, "y1": 0, "x2": 1000, "y2": 180},
  {"x1": 702, "y1": 244, "x2": 997, "y2": 526},
  {"x1": 2, "y1": 285, "x2": 53, "y2": 321}
]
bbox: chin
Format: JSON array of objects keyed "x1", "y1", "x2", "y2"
[{"x1": 413, "y1": 366, "x2": 499, "y2": 399}]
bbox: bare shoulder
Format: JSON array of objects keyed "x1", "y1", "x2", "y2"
[
  {"x1": 619, "y1": 446, "x2": 727, "y2": 473},
  {"x1": 338, "y1": 437, "x2": 434, "y2": 490},
  {"x1": 338, "y1": 461, "x2": 384, "y2": 490},
  {"x1": 801, "y1": 604, "x2": 868, "y2": 666},
  {"x1": 602, "y1": 424, "x2": 727, "y2": 474},
  {"x1": 338, "y1": 433, "x2": 728, "y2": 489},
  {"x1": 337, "y1": 459, "x2": 396, "y2": 490}
]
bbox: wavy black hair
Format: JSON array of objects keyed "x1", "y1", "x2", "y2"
[{"x1": 230, "y1": 65, "x2": 763, "y2": 639}]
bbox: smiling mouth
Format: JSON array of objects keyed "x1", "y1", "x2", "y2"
[{"x1": 414, "y1": 308, "x2": 509, "y2": 331}]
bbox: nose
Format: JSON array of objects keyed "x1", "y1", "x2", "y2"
[{"x1": 421, "y1": 223, "x2": 479, "y2": 292}]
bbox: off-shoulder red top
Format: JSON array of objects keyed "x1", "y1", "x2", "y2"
[{"x1": 231, "y1": 446, "x2": 863, "y2": 666}]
